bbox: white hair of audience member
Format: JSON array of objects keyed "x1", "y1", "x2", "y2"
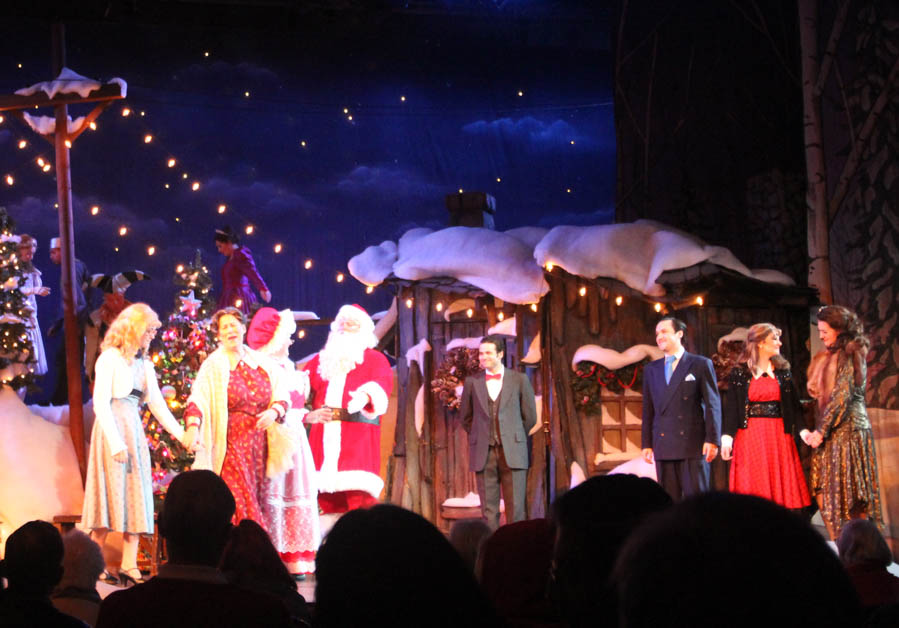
[{"x1": 58, "y1": 529, "x2": 105, "y2": 589}]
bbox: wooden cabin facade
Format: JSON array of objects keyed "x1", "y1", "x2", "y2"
[{"x1": 382, "y1": 262, "x2": 816, "y2": 525}]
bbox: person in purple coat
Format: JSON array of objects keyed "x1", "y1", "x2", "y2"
[{"x1": 214, "y1": 226, "x2": 271, "y2": 315}]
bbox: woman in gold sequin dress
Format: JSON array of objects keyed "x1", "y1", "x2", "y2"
[{"x1": 804, "y1": 305, "x2": 882, "y2": 540}]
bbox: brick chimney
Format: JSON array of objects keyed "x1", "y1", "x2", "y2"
[{"x1": 445, "y1": 191, "x2": 496, "y2": 229}]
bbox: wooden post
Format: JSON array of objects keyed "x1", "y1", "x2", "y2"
[{"x1": 52, "y1": 23, "x2": 86, "y2": 482}]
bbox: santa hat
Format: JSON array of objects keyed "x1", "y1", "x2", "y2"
[
  {"x1": 247, "y1": 307, "x2": 296, "y2": 354},
  {"x1": 331, "y1": 303, "x2": 377, "y2": 348}
]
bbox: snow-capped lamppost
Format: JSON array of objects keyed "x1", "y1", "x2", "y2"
[{"x1": 0, "y1": 23, "x2": 126, "y2": 481}]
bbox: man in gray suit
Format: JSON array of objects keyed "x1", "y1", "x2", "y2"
[{"x1": 459, "y1": 335, "x2": 537, "y2": 529}]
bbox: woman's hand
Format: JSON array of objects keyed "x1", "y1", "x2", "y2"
[
  {"x1": 181, "y1": 425, "x2": 201, "y2": 452},
  {"x1": 255, "y1": 408, "x2": 279, "y2": 430},
  {"x1": 37, "y1": 286, "x2": 51, "y2": 296},
  {"x1": 112, "y1": 450, "x2": 128, "y2": 463}
]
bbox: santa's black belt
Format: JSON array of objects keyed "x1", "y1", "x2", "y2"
[
  {"x1": 746, "y1": 401, "x2": 781, "y2": 417},
  {"x1": 329, "y1": 407, "x2": 380, "y2": 426}
]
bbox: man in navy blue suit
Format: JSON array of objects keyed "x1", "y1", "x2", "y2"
[{"x1": 641, "y1": 316, "x2": 721, "y2": 500}]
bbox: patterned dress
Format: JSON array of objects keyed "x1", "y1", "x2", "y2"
[
  {"x1": 186, "y1": 361, "x2": 273, "y2": 525},
  {"x1": 262, "y1": 365, "x2": 320, "y2": 574},
  {"x1": 810, "y1": 352, "x2": 882, "y2": 538},
  {"x1": 82, "y1": 358, "x2": 154, "y2": 533},
  {"x1": 730, "y1": 375, "x2": 810, "y2": 508}
]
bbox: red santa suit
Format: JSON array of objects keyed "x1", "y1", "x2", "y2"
[{"x1": 304, "y1": 347, "x2": 392, "y2": 513}]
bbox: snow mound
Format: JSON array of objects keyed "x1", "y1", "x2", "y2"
[
  {"x1": 15, "y1": 67, "x2": 126, "y2": 100},
  {"x1": 571, "y1": 343, "x2": 663, "y2": 371},
  {"x1": 21, "y1": 112, "x2": 87, "y2": 135},
  {"x1": 504, "y1": 226, "x2": 548, "y2": 249},
  {"x1": 535, "y1": 220, "x2": 794, "y2": 297},
  {"x1": 347, "y1": 240, "x2": 397, "y2": 286},
  {"x1": 1, "y1": 389, "x2": 85, "y2": 553},
  {"x1": 349, "y1": 227, "x2": 548, "y2": 304}
]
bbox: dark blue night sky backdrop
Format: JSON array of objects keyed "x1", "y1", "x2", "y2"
[{"x1": 0, "y1": 3, "x2": 613, "y2": 399}]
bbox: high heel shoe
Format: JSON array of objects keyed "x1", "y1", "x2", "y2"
[
  {"x1": 118, "y1": 567, "x2": 145, "y2": 587},
  {"x1": 100, "y1": 570, "x2": 119, "y2": 585}
]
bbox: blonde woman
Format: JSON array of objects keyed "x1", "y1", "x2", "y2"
[
  {"x1": 17, "y1": 234, "x2": 50, "y2": 376},
  {"x1": 81, "y1": 303, "x2": 191, "y2": 585}
]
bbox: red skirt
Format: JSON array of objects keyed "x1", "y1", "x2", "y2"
[{"x1": 730, "y1": 417, "x2": 811, "y2": 509}]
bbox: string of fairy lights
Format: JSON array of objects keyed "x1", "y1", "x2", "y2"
[{"x1": 2, "y1": 51, "x2": 600, "y2": 302}]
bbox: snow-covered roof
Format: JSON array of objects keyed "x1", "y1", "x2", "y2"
[
  {"x1": 535, "y1": 220, "x2": 793, "y2": 297},
  {"x1": 15, "y1": 68, "x2": 127, "y2": 100},
  {"x1": 349, "y1": 226, "x2": 549, "y2": 304},
  {"x1": 348, "y1": 220, "x2": 794, "y2": 304}
]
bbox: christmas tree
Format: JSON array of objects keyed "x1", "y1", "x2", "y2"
[
  {"x1": 0, "y1": 207, "x2": 38, "y2": 390},
  {"x1": 142, "y1": 250, "x2": 217, "y2": 482}
]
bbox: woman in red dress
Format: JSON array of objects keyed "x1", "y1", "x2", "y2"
[
  {"x1": 215, "y1": 226, "x2": 271, "y2": 315},
  {"x1": 721, "y1": 323, "x2": 810, "y2": 509},
  {"x1": 182, "y1": 307, "x2": 289, "y2": 525}
]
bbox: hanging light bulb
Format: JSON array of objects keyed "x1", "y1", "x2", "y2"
[
  {"x1": 365, "y1": 285, "x2": 374, "y2": 294},
  {"x1": 245, "y1": 225, "x2": 254, "y2": 235},
  {"x1": 147, "y1": 245, "x2": 156, "y2": 256},
  {"x1": 615, "y1": 296, "x2": 623, "y2": 306},
  {"x1": 274, "y1": 243, "x2": 283, "y2": 253},
  {"x1": 435, "y1": 302, "x2": 444, "y2": 312},
  {"x1": 119, "y1": 226, "x2": 128, "y2": 236},
  {"x1": 654, "y1": 303, "x2": 662, "y2": 312},
  {"x1": 144, "y1": 134, "x2": 153, "y2": 143},
  {"x1": 578, "y1": 286, "x2": 587, "y2": 297},
  {"x1": 90, "y1": 206, "x2": 99, "y2": 215},
  {"x1": 497, "y1": 312, "x2": 505, "y2": 321},
  {"x1": 304, "y1": 259, "x2": 312, "y2": 270},
  {"x1": 405, "y1": 298, "x2": 413, "y2": 308},
  {"x1": 167, "y1": 158, "x2": 176, "y2": 167},
  {"x1": 336, "y1": 273, "x2": 345, "y2": 283}
]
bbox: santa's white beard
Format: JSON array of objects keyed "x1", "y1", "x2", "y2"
[{"x1": 318, "y1": 330, "x2": 367, "y2": 382}]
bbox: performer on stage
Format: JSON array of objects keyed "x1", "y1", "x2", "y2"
[
  {"x1": 183, "y1": 307, "x2": 290, "y2": 527},
  {"x1": 804, "y1": 305, "x2": 882, "y2": 540},
  {"x1": 48, "y1": 236, "x2": 92, "y2": 404},
  {"x1": 246, "y1": 307, "x2": 320, "y2": 576},
  {"x1": 720, "y1": 323, "x2": 810, "y2": 509},
  {"x1": 17, "y1": 234, "x2": 50, "y2": 377},
  {"x1": 81, "y1": 303, "x2": 189, "y2": 585},
  {"x1": 214, "y1": 226, "x2": 271, "y2": 315},
  {"x1": 304, "y1": 304, "x2": 392, "y2": 522}
]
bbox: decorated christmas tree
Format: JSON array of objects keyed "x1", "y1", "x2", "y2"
[
  {"x1": 142, "y1": 250, "x2": 217, "y2": 481},
  {"x1": 0, "y1": 207, "x2": 38, "y2": 390}
]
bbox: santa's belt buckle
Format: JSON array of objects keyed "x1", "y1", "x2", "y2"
[{"x1": 330, "y1": 407, "x2": 380, "y2": 426}]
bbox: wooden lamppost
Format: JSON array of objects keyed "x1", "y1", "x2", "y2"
[{"x1": 0, "y1": 24, "x2": 125, "y2": 482}]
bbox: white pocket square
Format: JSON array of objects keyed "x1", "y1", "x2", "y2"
[{"x1": 684, "y1": 373, "x2": 696, "y2": 382}]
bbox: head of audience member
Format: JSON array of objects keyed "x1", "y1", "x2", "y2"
[
  {"x1": 1, "y1": 520, "x2": 65, "y2": 596},
  {"x1": 478, "y1": 518, "x2": 560, "y2": 628},
  {"x1": 55, "y1": 529, "x2": 105, "y2": 593},
  {"x1": 315, "y1": 504, "x2": 498, "y2": 627},
  {"x1": 550, "y1": 474, "x2": 672, "y2": 628},
  {"x1": 614, "y1": 492, "x2": 862, "y2": 628},
  {"x1": 837, "y1": 519, "x2": 893, "y2": 569},
  {"x1": 219, "y1": 519, "x2": 295, "y2": 594},
  {"x1": 448, "y1": 518, "x2": 492, "y2": 574},
  {"x1": 158, "y1": 470, "x2": 235, "y2": 566}
]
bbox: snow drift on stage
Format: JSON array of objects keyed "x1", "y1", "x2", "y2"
[
  {"x1": 348, "y1": 220, "x2": 794, "y2": 303},
  {"x1": 0, "y1": 390, "x2": 93, "y2": 552}
]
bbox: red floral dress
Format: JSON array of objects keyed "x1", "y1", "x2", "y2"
[
  {"x1": 185, "y1": 361, "x2": 281, "y2": 525},
  {"x1": 730, "y1": 375, "x2": 811, "y2": 508}
]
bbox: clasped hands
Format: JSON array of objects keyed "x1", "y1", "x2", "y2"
[{"x1": 800, "y1": 429, "x2": 824, "y2": 448}]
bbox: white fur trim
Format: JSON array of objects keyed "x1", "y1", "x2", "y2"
[
  {"x1": 355, "y1": 380, "x2": 389, "y2": 419},
  {"x1": 323, "y1": 371, "x2": 346, "y2": 408},
  {"x1": 316, "y1": 469, "x2": 384, "y2": 499},
  {"x1": 320, "y1": 421, "x2": 342, "y2": 485}
]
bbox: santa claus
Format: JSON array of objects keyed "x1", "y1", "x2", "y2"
[{"x1": 304, "y1": 304, "x2": 392, "y2": 516}]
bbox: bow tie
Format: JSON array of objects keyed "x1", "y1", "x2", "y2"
[{"x1": 486, "y1": 372, "x2": 502, "y2": 381}]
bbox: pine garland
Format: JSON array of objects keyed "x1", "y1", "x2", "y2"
[{"x1": 571, "y1": 358, "x2": 649, "y2": 414}]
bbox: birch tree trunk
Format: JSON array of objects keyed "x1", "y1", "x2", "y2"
[{"x1": 798, "y1": 0, "x2": 833, "y2": 303}]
